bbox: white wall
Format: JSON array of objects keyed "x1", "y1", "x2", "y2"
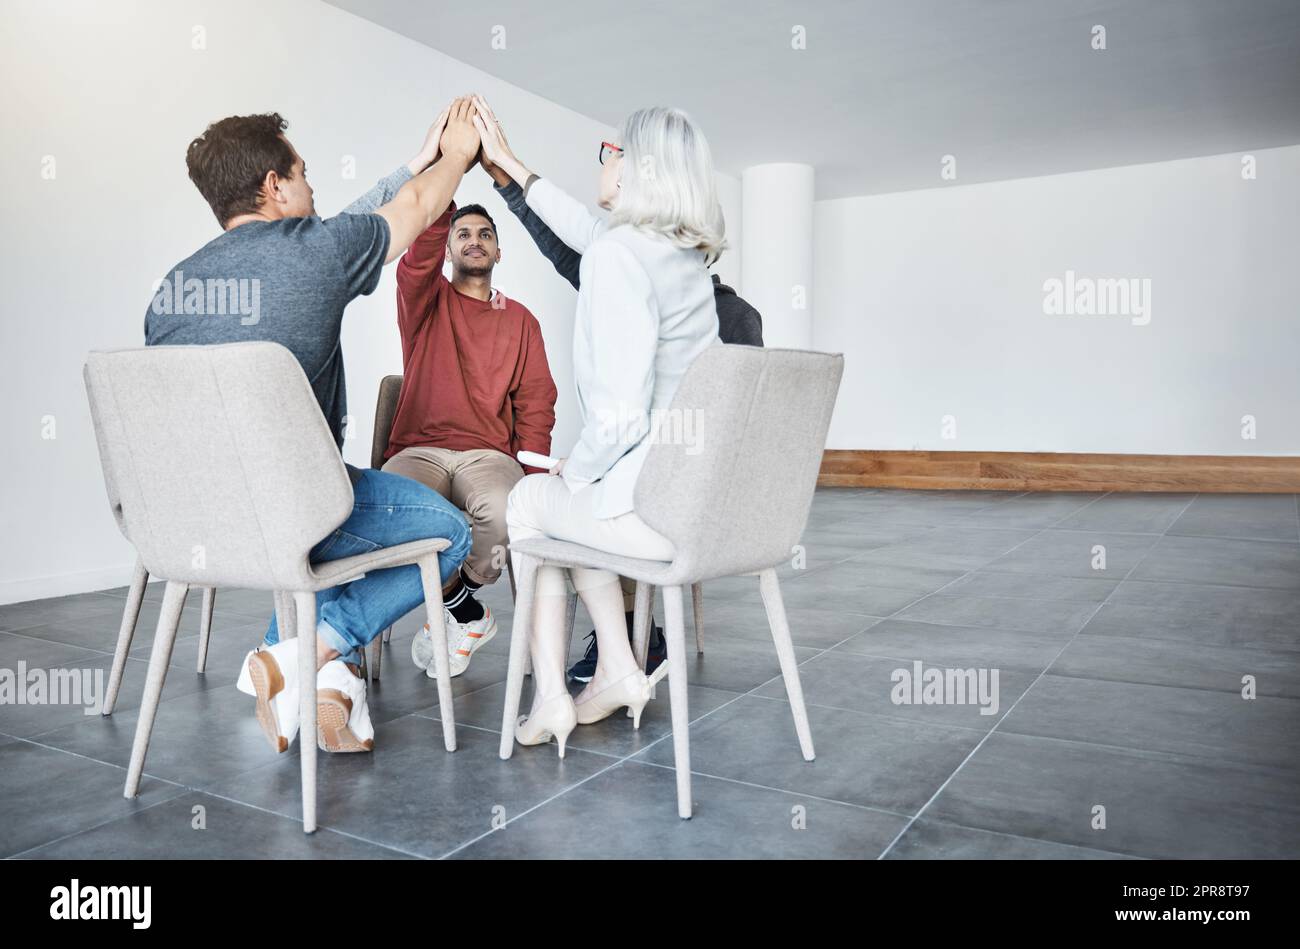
[
  {"x1": 814, "y1": 145, "x2": 1300, "y2": 456},
  {"x1": 0, "y1": 0, "x2": 741, "y2": 604}
]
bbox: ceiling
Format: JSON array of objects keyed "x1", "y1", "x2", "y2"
[{"x1": 324, "y1": 0, "x2": 1300, "y2": 198}]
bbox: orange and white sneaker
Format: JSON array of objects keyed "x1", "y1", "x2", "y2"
[{"x1": 415, "y1": 607, "x2": 497, "y2": 680}]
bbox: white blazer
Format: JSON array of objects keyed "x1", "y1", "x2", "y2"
[{"x1": 525, "y1": 177, "x2": 720, "y2": 518}]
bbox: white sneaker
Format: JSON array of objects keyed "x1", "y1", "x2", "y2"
[
  {"x1": 411, "y1": 607, "x2": 497, "y2": 678},
  {"x1": 409, "y1": 611, "x2": 445, "y2": 671},
  {"x1": 236, "y1": 639, "x2": 300, "y2": 753},
  {"x1": 315, "y1": 659, "x2": 374, "y2": 753},
  {"x1": 426, "y1": 607, "x2": 497, "y2": 680}
]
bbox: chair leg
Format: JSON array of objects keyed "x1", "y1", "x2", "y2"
[
  {"x1": 294, "y1": 591, "x2": 319, "y2": 833},
  {"x1": 105, "y1": 557, "x2": 148, "y2": 716},
  {"x1": 628, "y1": 581, "x2": 655, "y2": 713},
  {"x1": 631, "y1": 581, "x2": 653, "y2": 670},
  {"x1": 662, "y1": 584, "x2": 693, "y2": 819},
  {"x1": 631, "y1": 577, "x2": 660, "y2": 702},
  {"x1": 514, "y1": 559, "x2": 533, "y2": 675},
  {"x1": 368, "y1": 635, "x2": 382, "y2": 682},
  {"x1": 691, "y1": 581, "x2": 705, "y2": 654},
  {"x1": 499, "y1": 553, "x2": 538, "y2": 759},
  {"x1": 196, "y1": 587, "x2": 215, "y2": 673},
  {"x1": 758, "y1": 567, "x2": 814, "y2": 761},
  {"x1": 383, "y1": 625, "x2": 392, "y2": 644},
  {"x1": 562, "y1": 588, "x2": 579, "y2": 660},
  {"x1": 275, "y1": 591, "x2": 298, "y2": 641},
  {"x1": 419, "y1": 555, "x2": 455, "y2": 752},
  {"x1": 123, "y1": 579, "x2": 187, "y2": 798}
]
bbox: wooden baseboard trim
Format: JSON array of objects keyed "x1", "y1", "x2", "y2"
[{"x1": 818, "y1": 450, "x2": 1300, "y2": 493}]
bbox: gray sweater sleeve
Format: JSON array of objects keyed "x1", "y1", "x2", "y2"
[
  {"x1": 494, "y1": 179, "x2": 582, "y2": 291},
  {"x1": 717, "y1": 297, "x2": 765, "y2": 346},
  {"x1": 342, "y1": 165, "x2": 414, "y2": 215}
]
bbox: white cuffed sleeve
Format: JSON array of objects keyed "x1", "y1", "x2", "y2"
[{"x1": 524, "y1": 177, "x2": 606, "y2": 254}]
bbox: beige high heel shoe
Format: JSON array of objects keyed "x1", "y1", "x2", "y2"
[
  {"x1": 575, "y1": 664, "x2": 670, "y2": 729},
  {"x1": 514, "y1": 692, "x2": 578, "y2": 758}
]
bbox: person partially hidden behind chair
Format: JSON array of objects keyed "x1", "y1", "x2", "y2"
[
  {"x1": 379, "y1": 195, "x2": 558, "y2": 680},
  {"x1": 478, "y1": 117, "x2": 762, "y2": 684},
  {"x1": 144, "y1": 99, "x2": 490, "y2": 754}
]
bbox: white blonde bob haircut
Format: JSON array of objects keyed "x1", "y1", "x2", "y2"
[{"x1": 607, "y1": 106, "x2": 726, "y2": 265}]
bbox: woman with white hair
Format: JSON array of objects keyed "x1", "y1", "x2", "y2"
[{"x1": 471, "y1": 97, "x2": 723, "y2": 755}]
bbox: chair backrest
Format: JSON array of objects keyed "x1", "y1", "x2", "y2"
[
  {"x1": 634, "y1": 345, "x2": 844, "y2": 582},
  {"x1": 84, "y1": 341, "x2": 354, "y2": 590},
  {"x1": 371, "y1": 374, "x2": 404, "y2": 469}
]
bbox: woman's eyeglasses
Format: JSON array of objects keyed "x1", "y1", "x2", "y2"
[{"x1": 599, "y1": 141, "x2": 624, "y2": 165}]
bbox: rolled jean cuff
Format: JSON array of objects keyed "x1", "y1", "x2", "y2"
[{"x1": 317, "y1": 619, "x2": 361, "y2": 667}]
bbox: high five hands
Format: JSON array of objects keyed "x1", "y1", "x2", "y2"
[
  {"x1": 408, "y1": 96, "x2": 483, "y2": 175},
  {"x1": 438, "y1": 96, "x2": 481, "y2": 168},
  {"x1": 471, "y1": 96, "x2": 530, "y2": 187},
  {"x1": 407, "y1": 94, "x2": 528, "y2": 187},
  {"x1": 407, "y1": 105, "x2": 450, "y2": 175}
]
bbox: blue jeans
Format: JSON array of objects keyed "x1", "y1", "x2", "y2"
[{"x1": 263, "y1": 466, "x2": 471, "y2": 665}]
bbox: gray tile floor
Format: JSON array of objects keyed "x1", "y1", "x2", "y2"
[{"x1": 2, "y1": 489, "x2": 1298, "y2": 859}]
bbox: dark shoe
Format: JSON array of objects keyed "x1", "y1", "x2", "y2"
[
  {"x1": 566, "y1": 611, "x2": 666, "y2": 682},
  {"x1": 567, "y1": 631, "x2": 599, "y2": 683},
  {"x1": 645, "y1": 621, "x2": 666, "y2": 675}
]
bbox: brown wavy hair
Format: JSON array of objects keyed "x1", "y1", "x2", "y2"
[{"x1": 186, "y1": 113, "x2": 296, "y2": 226}]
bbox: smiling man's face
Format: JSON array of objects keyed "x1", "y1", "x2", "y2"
[{"x1": 447, "y1": 213, "x2": 500, "y2": 278}]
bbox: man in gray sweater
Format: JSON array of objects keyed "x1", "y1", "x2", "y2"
[{"x1": 478, "y1": 147, "x2": 763, "y2": 681}]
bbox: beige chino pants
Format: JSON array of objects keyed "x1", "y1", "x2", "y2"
[{"x1": 382, "y1": 446, "x2": 524, "y2": 586}]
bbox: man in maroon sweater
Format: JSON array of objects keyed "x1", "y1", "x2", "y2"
[{"x1": 382, "y1": 201, "x2": 557, "y2": 678}]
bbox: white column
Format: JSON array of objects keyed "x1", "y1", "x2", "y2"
[{"x1": 740, "y1": 163, "x2": 815, "y2": 349}]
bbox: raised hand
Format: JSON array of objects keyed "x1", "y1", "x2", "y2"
[
  {"x1": 408, "y1": 106, "x2": 451, "y2": 175},
  {"x1": 477, "y1": 112, "x2": 511, "y2": 184},
  {"x1": 471, "y1": 95, "x2": 528, "y2": 185},
  {"x1": 438, "y1": 96, "x2": 481, "y2": 166}
]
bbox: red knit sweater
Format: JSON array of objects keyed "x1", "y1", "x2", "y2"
[{"x1": 384, "y1": 205, "x2": 557, "y2": 472}]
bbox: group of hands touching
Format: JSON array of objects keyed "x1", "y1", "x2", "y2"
[{"x1": 406, "y1": 94, "x2": 526, "y2": 189}]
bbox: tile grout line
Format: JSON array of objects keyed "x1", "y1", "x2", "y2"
[
  {"x1": 629, "y1": 756, "x2": 917, "y2": 820},
  {"x1": 186, "y1": 786, "x2": 431, "y2": 859},
  {"x1": 742, "y1": 691, "x2": 998, "y2": 734},
  {"x1": 874, "y1": 491, "x2": 1197, "y2": 859},
  {"x1": 883, "y1": 811, "x2": 1147, "y2": 860},
  {"x1": 7, "y1": 731, "x2": 191, "y2": 782},
  {"x1": 5, "y1": 790, "x2": 186, "y2": 860}
]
